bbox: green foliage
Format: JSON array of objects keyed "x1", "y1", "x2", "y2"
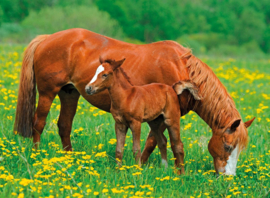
[
  {"x1": 96, "y1": 0, "x2": 179, "y2": 42},
  {"x1": 95, "y1": 0, "x2": 270, "y2": 53},
  {"x1": 0, "y1": 23, "x2": 23, "y2": 43},
  {"x1": 21, "y1": 6, "x2": 124, "y2": 40},
  {"x1": 0, "y1": 0, "x2": 54, "y2": 23},
  {"x1": 176, "y1": 35, "x2": 206, "y2": 55},
  {"x1": 0, "y1": 0, "x2": 270, "y2": 54},
  {"x1": 262, "y1": 26, "x2": 270, "y2": 53},
  {"x1": 0, "y1": 5, "x2": 3, "y2": 25},
  {"x1": 208, "y1": 43, "x2": 265, "y2": 58},
  {"x1": 234, "y1": 8, "x2": 266, "y2": 45}
]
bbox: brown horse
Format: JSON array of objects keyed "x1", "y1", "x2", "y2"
[
  {"x1": 85, "y1": 57, "x2": 201, "y2": 173},
  {"x1": 14, "y1": 28, "x2": 255, "y2": 175}
]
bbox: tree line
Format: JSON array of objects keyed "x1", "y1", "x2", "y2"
[{"x1": 0, "y1": 0, "x2": 269, "y2": 55}]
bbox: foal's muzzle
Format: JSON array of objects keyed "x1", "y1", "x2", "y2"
[{"x1": 85, "y1": 85, "x2": 95, "y2": 95}]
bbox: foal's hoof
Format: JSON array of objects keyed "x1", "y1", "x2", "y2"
[{"x1": 161, "y1": 159, "x2": 168, "y2": 169}]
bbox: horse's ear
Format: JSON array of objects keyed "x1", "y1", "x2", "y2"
[
  {"x1": 99, "y1": 56, "x2": 105, "y2": 64},
  {"x1": 112, "y1": 58, "x2": 126, "y2": 70},
  {"x1": 173, "y1": 81, "x2": 185, "y2": 95},
  {"x1": 173, "y1": 81, "x2": 202, "y2": 100},
  {"x1": 227, "y1": 119, "x2": 241, "y2": 134},
  {"x1": 244, "y1": 117, "x2": 255, "y2": 128}
]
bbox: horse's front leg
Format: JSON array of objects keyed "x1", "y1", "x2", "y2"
[
  {"x1": 130, "y1": 121, "x2": 142, "y2": 166},
  {"x1": 115, "y1": 122, "x2": 128, "y2": 165}
]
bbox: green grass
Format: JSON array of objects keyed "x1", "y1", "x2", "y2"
[{"x1": 0, "y1": 45, "x2": 269, "y2": 198}]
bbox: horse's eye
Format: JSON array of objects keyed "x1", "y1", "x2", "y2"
[{"x1": 102, "y1": 74, "x2": 108, "y2": 78}]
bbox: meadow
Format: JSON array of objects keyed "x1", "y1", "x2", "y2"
[{"x1": 0, "y1": 44, "x2": 269, "y2": 198}]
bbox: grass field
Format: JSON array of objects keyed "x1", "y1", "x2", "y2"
[{"x1": 0, "y1": 44, "x2": 269, "y2": 198}]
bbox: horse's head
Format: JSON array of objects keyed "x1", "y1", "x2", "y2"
[
  {"x1": 208, "y1": 117, "x2": 255, "y2": 175},
  {"x1": 85, "y1": 57, "x2": 125, "y2": 95}
]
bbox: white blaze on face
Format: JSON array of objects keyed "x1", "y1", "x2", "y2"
[
  {"x1": 225, "y1": 145, "x2": 239, "y2": 175},
  {"x1": 90, "y1": 65, "x2": 104, "y2": 84}
]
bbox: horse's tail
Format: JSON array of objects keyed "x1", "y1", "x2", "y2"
[
  {"x1": 173, "y1": 80, "x2": 202, "y2": 100},
  {"x1": 14, "y1": 35, "x2": 50, "y2": 137}
]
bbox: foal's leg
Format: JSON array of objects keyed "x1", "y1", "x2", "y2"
[
  {"x1": 165, "y1": 120, "x2": 185, "y2": 175},
  {"x1": 33, "y1": 90, "x2": 60, "y2": 148},
  {"x1": 129, "y1": 121, "x2": 142, "y2": 166},
  {"x1": 148, "y1": 117, "x2": 168, "y2": 167},
  {"x1": 115, "y1": 122, "x2": 128, "y2": 164},
  {"x1": 57, "y1": 87, "x2": 80, "y2": 151},
  {"x1": 141, "y1": 124, "x2": 166, "y2": 163}
]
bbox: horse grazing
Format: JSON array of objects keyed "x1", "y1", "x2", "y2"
[
  {"x1": 85, "y1": 58, "x2": 201, "y2": 173},
  {"x1": 14, "y1": 28, "x2": 255, "y2": 175}
]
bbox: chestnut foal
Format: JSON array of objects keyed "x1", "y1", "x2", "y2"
[{"x1": 85, "y1": 58, "x2": 201, "y2": 173}]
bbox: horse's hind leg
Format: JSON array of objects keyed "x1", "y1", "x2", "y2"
[
  {"x1": 33, "y1": 90, "x2": 60, "y2": 147},
  {"x1": 141, "y1": 121, "x2": 166, "y2": 164},
  {"x1": 57, "y1": 85, "x2": 80, "y2": 151}
]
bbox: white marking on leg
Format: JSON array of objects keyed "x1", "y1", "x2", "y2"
[
  {"x1": 161, "y1": 159, "x2": 168, "y2": 168},
  {"x1": 90, "y1": 65, "x2": 104, "y2": 84},
  {"x1": 225, "y1": 145, "x2": 239, "y2": 175}
]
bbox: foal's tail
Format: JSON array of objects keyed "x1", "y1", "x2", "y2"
[
  {"x1": 14, "y1": 35, "x2": 50, "y2": 137},
  {"x1": 173, "y1": 80, "x2": 202, "y2": 100}
]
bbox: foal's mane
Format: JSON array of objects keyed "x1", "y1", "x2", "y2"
[
  {"x1": 118, "y1": 67, "x2": 133, "y2": 86},
  {"x1": 105, "y1": 59, "x2": 133, "y2": 85},
  {"x1": 182, "y1": 51, "x2": 248, "y2": 149}
]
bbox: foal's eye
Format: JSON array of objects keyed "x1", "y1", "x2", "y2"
[{"x1": 102, "y1": 74, "x2": 108, "y2": 78}]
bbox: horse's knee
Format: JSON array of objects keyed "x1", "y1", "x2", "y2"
[
  {"x1": 173, "y1": 144, "x2": 184, "y2": 155},
  {"x1": 158, "y1": 139, "x2": 167, "y2": 151},
  {"x1": 57, "y1": 121, "x2": 71, "y2": 136},
  {"x1": 33, "y1": 118, "x2": 46, "y2": 133}
]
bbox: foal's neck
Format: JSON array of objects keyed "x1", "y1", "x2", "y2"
[{"x1": 108, "y1": 68, "x2": 133, "y2": 107}]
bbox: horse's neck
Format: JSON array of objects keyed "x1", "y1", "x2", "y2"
[
  {"x1": 182, "y1": 54, "x2": 242, "y2": 131},
  {"x1": 108, "y1": 69, "x2": 132, "y2": 108},
  {"x1": 193, "y1": 96, "x2": 240, "y2": 131}
]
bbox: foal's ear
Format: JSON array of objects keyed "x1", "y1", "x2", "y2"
[
  {"x1": 99, "y1": 56, "x2": 105, "y2": 64},
  {"x1": 244, "y1": 117, "x2": 255, "y2": 128},
  {"x1": 112, "y1": 58, "x2": 126, "y2": 70},
  {"x1": 226, "y1": 119, "x2": 241, "y2": 134}
]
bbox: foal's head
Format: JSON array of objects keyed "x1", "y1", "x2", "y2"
[
  {"x1": 208, "y1": 117, "x2": 255, "y2": 175},
  {"x1": 85, "y1": 57, "x2": 125, "y2": 95}
]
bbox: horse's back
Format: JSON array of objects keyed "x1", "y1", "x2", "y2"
[{"x1": 32, "y1": 28, "x2": 191, "y2": 111}]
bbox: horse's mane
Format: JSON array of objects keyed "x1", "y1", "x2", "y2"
[{"x1": 183, "y1": 51, "x2": 248, "y2": 149}]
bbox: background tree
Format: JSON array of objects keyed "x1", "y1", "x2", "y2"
[{"x1": 0, "y1": 0, "x2": 269, "y2": 54}]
